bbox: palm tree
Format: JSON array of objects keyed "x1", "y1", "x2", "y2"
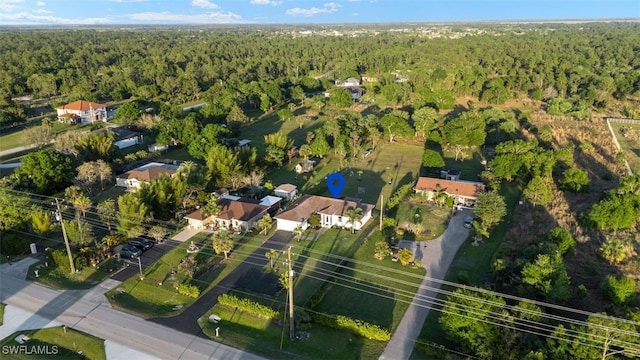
[
  {"x1": 73, "y1": 195, "x2": 92, "y2": 218},
  {"x1": 257, "y1": 214, "x2": 273, "y2": 235},
  {"x1": 345, "y1": 207, "x2": 363, "y2": 234},
  {"x1": 213, "y1": 230, "x2": 234, "y2": 259},
  {"x1": 265, "y1": 249, "x2": 278, "y2": 269},
  {"x1": 97, "y1": 199, "x2": 116, "y2": 231},
  {"x1": 177, "y1": 161, "x2": 197, "y2": 182},
  {"x1": 600, "y1": 239, "x2": 629, "y2": 265},
  {"x1": 293, "y1": 225, "x2": 304, "y2": 242}
]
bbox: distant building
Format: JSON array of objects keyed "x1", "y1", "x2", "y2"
[
  {"x1": 116, "y1": 162, "x2": 179, "y2": 191},
  {"x1": 440, "y1": 169, "x2": 462, "y2": 181},
  {"x1": 185, "y1": 197, "x2": 269, "y2": 232},
  {"x1": 57, "y1": 100, "x2": 107, "y2": 124},
  {"x1": 295, "y1": 160, "x2": 316, "y2": 174},
  {"x1": 335, "y1": 77, "x2": 361, "y2": 87},
  {"x1": 110, "y1": 128, "x2": 144, "y2": 149}
]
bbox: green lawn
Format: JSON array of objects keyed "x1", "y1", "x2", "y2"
[
  {"x1": 107, "y1": 229, "x2": 274, "y2": 318},
  {"x1": 198, "y1": 303, "x2": 386, "y2": 360},
  {"x1": 610, "y1": 122, "x2": 640, "y2": 173},
  {"x1": 411, "y1": 182, "x2": 523, "y2": 358},
  {"x1": 0, "y1": 121, "x2": 75, "y2": 152},
  {"x1": 26, "y1": 258, "x2": 123, "y2": 290},
  {"x1": 0, "y1": 326, "x2": 106, "y2": 360},
  {"x1": 395, "y1": 199, "x2": 451, "y2": 241},
  {"x1": 315, "y1": 231, "x2": 426, "y2": 332}
]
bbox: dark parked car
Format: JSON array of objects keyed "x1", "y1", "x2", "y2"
[
  {"x1": 128, "y1": 239, "x2": 154, "y2": 251},
  {"x1": 115, "y1": 244, "x2": 142, "y2": 259},
  {"x1": 463, "y1": 215, "x2": 474, "y2": 229}
]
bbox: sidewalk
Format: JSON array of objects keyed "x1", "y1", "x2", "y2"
[{"x1": 379, "y1": 211, "x2": 471, "y2": 360}]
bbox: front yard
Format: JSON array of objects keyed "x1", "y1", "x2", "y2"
[
  {"x1": 26, "y1": 257, "x2": 124, "y2": 290},
  {"x1": 395, "y1": 199, "x2": 451, "y2": 241},
  {"x1": 107, "y1": 230, "x2": 273, "y2": 318},
  {"x1": 0, "y1": 326, "x2": 106, "y2": 360}
]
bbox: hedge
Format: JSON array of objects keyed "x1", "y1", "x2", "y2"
[
  {"x1": 218, "y1": 293, "x2": 281, "y2": 319},
  {"x1": 312, "y1": 313, "x2": 391, "y2": 341},
  {"x1": 177, "y1": 283, "x2": 200, "y2": 298}
]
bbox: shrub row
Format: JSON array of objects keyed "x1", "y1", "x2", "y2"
[
  {"x1": 218, "y1": 293, "x2": 281, "y2": 319},
  {"x1": 387, "y1": 183, "x2": 413, "y2": 210},
  {"x1": 312, "y1": 313, "x2": 391, "y2": 341},
  {"x1": 177, "y1": 283, "x2": 200, "y2": 298}
]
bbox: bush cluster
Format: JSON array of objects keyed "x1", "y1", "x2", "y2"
[
  {"x1": 0, "y1": 233, "x2": 31, "y2": 256},
  {"x1": 47, "y1": 249, "x2": 71, "y2": 272},
  {"x1": 177, "y1": 283, "x2": 200, "y2": 298},
  {"x1": 218, "y1": 293, "x2": 281, "y2": 319},
  {"x1": 312, "y1": 313, "x2": 391, "y2": 341}
]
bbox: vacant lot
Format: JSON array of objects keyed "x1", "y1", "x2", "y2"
[{"x1": 610, "y1": 121, "x2": 640, "y2": 173}]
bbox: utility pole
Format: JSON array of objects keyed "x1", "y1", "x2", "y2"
[
  {"x1": 137, "y1": 256, "x2": 144, "y2": 279},
  {"x1": 287, "y1": 246, "x2": 295, "y2": 340},
  {"x1": 55, "y1": 198, "x2": 76, "y2": 274},
  {"x1": 379, "y1": 194, "x2": 383, "y2": 231}
]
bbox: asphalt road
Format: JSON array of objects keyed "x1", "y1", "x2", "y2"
[
  {"x1": 151, "y1": 231, "x2": 293, "y2": 336},
  {"x1": 0, "y1": 259, "x2": 266, "y2": 360},
  {"x1": 379, "y1": 209, "x2": 471, "y2": 360},
  {"x1": 111, "y1": 240, "x2": 180, "y2": 282}
]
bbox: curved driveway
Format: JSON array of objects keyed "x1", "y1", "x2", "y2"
[{"x1": 380, "y1": 210, "x2": 471, "y2": 360}]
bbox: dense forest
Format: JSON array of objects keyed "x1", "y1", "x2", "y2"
[
  {"x1": 1, "y1": 23, "x2": 640, "y2": 125},
  {"x1": 1, "y1": 23, "x2": 640, "y2": 359}
]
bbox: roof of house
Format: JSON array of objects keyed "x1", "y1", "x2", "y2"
[
  {"x1": 260, "y1": 196, "x2": 282, "y2": 207},
  {"x1": 117, "y1": 162, "x2": 178, "y2": 182},
  {"x1": 275, "y1": 195, "x2": 374, "y2": 222},
  {"x1": 415, "y1": 177, "x2": 485, "y2": 198},
  {"x1": 215, "y1": 198, "x2": 268, "y2": 221},
  {"x1": 57, "y1": 100, "x2": 106, "y2": 111},
  {"x1": 275, "y1": 184, "x2": 297, "y2": 193},
  {"x1": 185, "y1": 208, "x2": 206, "y2": 221}
]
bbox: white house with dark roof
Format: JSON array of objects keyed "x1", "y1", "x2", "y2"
[{"x1": 274, "y1": 195, "x2": 374, "y2": 232}]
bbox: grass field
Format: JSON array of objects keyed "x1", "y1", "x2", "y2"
[
  {"x1": 610, "y1": 122, "x2": 640, "y2": 173},
  {"x1": 26, "y1": 257, "x2": 123, "y2": 290},
  {"x1": 0, "y1": 326, "x2": 106, "y2": 360},
  {"x1": 108, "y1": 229, "x2": 274, "y2": 318},
  {"x1": 315, "y1": 231, "x2": 425, "y2": 332},
  {"x1": 411, "y1": 182, "x2": 522, "y2": 358},
  {"x1": 0, "y1": 121, "x2": 75, "y2": 152},
  {"x1": 199, "y1": 303, "x2": 386, "y2": 360}
]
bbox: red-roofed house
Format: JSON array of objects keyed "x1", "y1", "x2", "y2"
[
  {"x1": 274, "y1": 195, "x2": 374, "y2": 232},
  {"x1": 415, "y1": 177, "x2": 485, "y2": 206},
  {"x1": 57, "y1": 100, "x2": 107, "y2": 124},
  {"x1": 115, "y1": 162, "x2": 179, "y2": 191},
  {"x1": 185, "y1": 197, "x2": 269, "y2": 232}
]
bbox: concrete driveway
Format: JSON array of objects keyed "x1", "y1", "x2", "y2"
[{"x1": 380, "y1": 209, "x2": 472, "y2": 360}]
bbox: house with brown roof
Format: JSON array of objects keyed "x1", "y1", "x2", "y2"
[
  {"x1": 115, "y1": 162, "x2": 179, "y2": 191},
  {"x1": 415, "y1": 177, "x2": 485, "y2": 207},
  {"x1": 274, "y1": 195, "x2": 374, "y2": 232},
  {"x1": 57, "y1": 100, "x2": 107, "y2": 124},
  {"x1": 185, "y1": 197, "x2": 269, "y2": 232}
]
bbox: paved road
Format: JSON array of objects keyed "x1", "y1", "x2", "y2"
[
  {"x1": 0, "y1": 258, "x2": 266, "y2": 360},
  {"x1": 151, "y1": 230, "x2": 293, "y2": 336},
  {"x1": 379, "y1": 210, "x2": 471, "y2": 360}
]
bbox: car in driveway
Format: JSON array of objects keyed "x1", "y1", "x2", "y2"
[
  {"x1": 463, "y1": 215, "x2": 474, "y2": 229},
  {"x1": 128, "y1": 238, "x2": 154, "y2": 251},
  {"x1": 114, "y1": 244, "x2": 142, "y2": 259}
]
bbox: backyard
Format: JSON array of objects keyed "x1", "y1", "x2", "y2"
[{"x1": 26, "y1": 257, "x2": 123, "y2": 290}]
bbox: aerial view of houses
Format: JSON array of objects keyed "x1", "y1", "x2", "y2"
[{"x1": 1, "y1": 7, "x2": 639, "y2": 360}]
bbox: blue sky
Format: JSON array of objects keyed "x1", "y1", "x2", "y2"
[{"x1": 0, "y1": 0, "x2": 638, "y2": 25}]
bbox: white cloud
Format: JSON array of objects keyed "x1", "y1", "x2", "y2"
[
  {"x1": 109, "y1": 0, "x2": 148, "y2": 2},
  {"x1": 33, "y1": 8, "x2": 52, "y2": 14},
  {"x1": 0, "y1": 11, "x2": 111, "y2": 24},
  {"x1": 0, "y1": 0, "x2": 23, "y2": 12},
  {"x1": 286, "y1": 2, "x2": 340, "y2": 17},
  {"x1": 126, "y1": 11, "x2": 242, "y2": 23},
  {"x1": 250, "y1": 0, "x2": 281, "y2": 5},
  {"x1": 191, "y1": 0, "x2": 218, "y2": 9},
  {"x1": 36, "y1": 1, "x2": 45, "y2": 6}
]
